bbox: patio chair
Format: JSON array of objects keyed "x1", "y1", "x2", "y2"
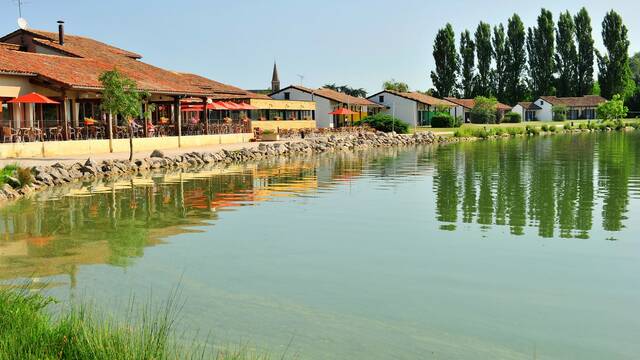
[{"x1": 2, "y1": 127, "x2": 20, "y2": 143}]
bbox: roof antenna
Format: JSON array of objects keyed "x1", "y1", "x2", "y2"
[{"x1": 297, "y1": 74, "x2": 305, "y2": 86}]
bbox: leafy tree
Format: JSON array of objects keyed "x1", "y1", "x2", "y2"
[
  {"x1": 627, "y1": 52, "x2": 640, "y2": 111},
  {"x1": 323, "y1": 83, "x2": 367, "y2": 98},
  {"x1": 99, "y1": 69, "x2": 148, "y2": 161},
  {"x1": 555, "y1": 11, "x2": 578, "y2": 97},
  {"x1": 574, "y1": 8, "x2": 595, "y2": 96},
  {"x1": 459, "y1": 30, "x2": 476, "y2": 98},
  {"x1": 492, "y1": 24, "x2": 507, "y2": 103},
  {"x1": 596, "y1": 10, "x2": 634, "y2": 100},
  {"x1": 527, "y1": 9, "x2": 556, "y2": 97},
  {"x1": 474, "y1": 22, "x2": 493, "y2": 97},
  {"x1": 382, "y1": 79, "x2": 410, "y2": 92},
  {"x1": 431, "y1": 23, "x2": 460, "y2": 97},
  {"x1": 504, "y1": 14, "x2": 527, "y2": 105},
  {"x1": 597, "y1": 94, "x2": 628, "y2": 121},
  {"x1": 552, "y1": 105, "x2": 568, "y2": 120},
  {"x1": 469, "y1": 96, "x2": 498, "y2": 124}
]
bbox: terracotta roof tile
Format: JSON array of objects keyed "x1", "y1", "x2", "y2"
[
  {"x1": 0, "y1": 28, "x2": 260, "y2": 99},
  {"x1": 445, "y1": 98, "x2": 512, "y2": 110},
  {"x1": 372, "y1": 90, "x2": 456, "y2": 107},
  {"x1": 280, "y1": 85, "x2": 380, "y2": 107},
  {"x1": 539, "y1": 95, "x2": 606, "y2": 107},
  {"x1": 517, "y1": 102, "x2": 542, "y2": 110}
]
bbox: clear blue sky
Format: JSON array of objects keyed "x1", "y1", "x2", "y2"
[{"x1": 2, "y1": 0, "x2": 639, "y2": 94}]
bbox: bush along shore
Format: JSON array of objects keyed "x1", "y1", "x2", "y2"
[
  {"x1": 452, "y1": 120, "x2": 640, "y2": 139},
  {"x1": 0, "y1": 131, "x2": 444, "y2": 204}
]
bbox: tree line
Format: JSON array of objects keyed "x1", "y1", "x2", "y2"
[{"x1": 430, "y1": 8, "x2": 635, "y2": 106}]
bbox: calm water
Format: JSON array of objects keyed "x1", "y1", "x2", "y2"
[{"x1": 2, "y1": 132, "x2": 640, "y2": 359}]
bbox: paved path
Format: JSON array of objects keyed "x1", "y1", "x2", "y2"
[{"x1": 0, "y1": 139, "x2": 302, "y2": 168}]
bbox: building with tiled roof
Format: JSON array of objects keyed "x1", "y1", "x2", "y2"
[
  {"x1": 528, "y1": 95, "x2": 606, "y2": 121},
  {"x1": 270, "y1": 85, "x2": 382, "y2": 128},
  {"x1": 1, "y1": 22, "x2": 315, "y2": 153},
  {"x1": 367, "y1": 90, "x2": 456, "y2": 126},
  {"x1": 444, "y1": 97, "x2": 513, "y2": 123}
]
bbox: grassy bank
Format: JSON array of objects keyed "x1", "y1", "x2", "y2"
[
  {"x1": 414, "y1": 118, "x2": 640, "y2": 135},
  {"x1": 0, "y1": 288, "x2": 270, "y2": 360}
]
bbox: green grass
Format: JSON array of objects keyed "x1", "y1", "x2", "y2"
[
  {"x1": 0, "y1": 287, "x2": 271, "y2": 360},
  {"x1": 0, "y1": 164, "x2": 18, "y2": 186},
  {"x1": 413, "y1": 118, "x2": 640, "y2": 135}
]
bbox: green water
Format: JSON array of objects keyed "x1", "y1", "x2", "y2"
[{"x1": 1, "y1": 132, "x2": 640, "y2": 359}]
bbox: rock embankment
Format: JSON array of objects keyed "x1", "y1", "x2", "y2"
[{"x1": 0, "y1": 132, "x2": 444, "y2": 203}]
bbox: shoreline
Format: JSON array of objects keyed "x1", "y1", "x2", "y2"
[
  {"x1": 1, "y1": 125, "x2": 637, "y2": 206},
  {"x1": 0, "y1": 131, "x2": 448, "y2": 205}
]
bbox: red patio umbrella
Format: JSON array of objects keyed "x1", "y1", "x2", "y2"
[
  {"x1": 8, "y1": 92, "x2": 60, "y2": 105},
  {"x1": 328, "y1": 107, "x2": 356, "y2": 115},
  {"x1": 8, "y1": 92, "x2": 60, "y2": 140}
]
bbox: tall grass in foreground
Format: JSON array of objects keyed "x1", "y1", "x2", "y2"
[{"x1": 0, "y1": 288, "x2": 272, "y2": 360}]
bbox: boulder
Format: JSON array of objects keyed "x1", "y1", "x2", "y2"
[
  {"x1": 5, "y1": 176, "x2": 21, "y2": 189},
  {"x1": 150, "y1": 149, "x2": 165, "y2": 158}
]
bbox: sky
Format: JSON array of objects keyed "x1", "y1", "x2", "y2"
[{"x1": 1, "y1": 0, "x2": 639, "y2": 95}]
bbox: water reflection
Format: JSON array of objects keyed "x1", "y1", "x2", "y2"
[
  {"x1": 433, "y1": 132, "x2": 639, "y2": 238},
  {"x1": 1, "y1": 132, "x2": 639, "y2": 286}
]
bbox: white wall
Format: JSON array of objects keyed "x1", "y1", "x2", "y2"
[
  {"x1": 367, "y1": 92, "x2": 418, "y2": 126},
  {"x1": 449, "y1": 105, "x2": 466, "y2": 122},
  {"x1": 512, "y1": 104, "x2": 525, "y2": 121},
  {"x1": 271, "y1": 88, "x2": 334, "y2": 128},
  {"x1": 532, "y1": 98, "x2": 553, "y2": 121}
]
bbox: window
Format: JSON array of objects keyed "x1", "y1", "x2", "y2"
[
  {"x1": 539, "y1": 100, "x2": 543, "y2": 105},
  {"x1": 284, "y1": 92, "x2": 290, "y2": 100},
  {"x1": 379, "y1": 95, "x2": 384, "y2": 102},
  {"x1": 1, "y1": 99, "x2": 13, "y2": 126}
]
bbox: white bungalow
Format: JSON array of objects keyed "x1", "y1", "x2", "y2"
[{"x1": 366, "y1": 90, "x2": 456, "y2": 126}]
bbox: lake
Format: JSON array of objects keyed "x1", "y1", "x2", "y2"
[{"x1": 1, "y1": 132, "x2": 639, "y2": 359}]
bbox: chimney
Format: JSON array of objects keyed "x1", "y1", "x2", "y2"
[{"x1": 57, "y1": 20, "x2": 64, "y2": 45}]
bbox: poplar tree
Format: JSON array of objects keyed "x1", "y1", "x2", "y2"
[
  {"x1": 504, "y1": 14, "x2": 527, "y2": 105},
  {"x1": 431, "y1": 24, "x2": 460, "y2": 97},
  {"x1": 492, "y1": 24, "x2": 507, "y2": 102},
  {"x1": 597, "y1": 10, "x2": 634, "y2": 100},
  {"x1": 555, "y1": 11, "x2": 578, "y2": 97},
  {"x1": 459, "y1": 30, "x2": 476, "y2": 98},
  {"x1": 574, "y1": 8, "x2": 595, "y2": 96},
  {"x1": 475, "y1": 22, "x2": 493, "y2": 97},
  {"x1": 527, "y1": 9, "x2": 556, "y2": 97}
]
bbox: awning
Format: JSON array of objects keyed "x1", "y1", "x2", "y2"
[
  {"x1": 8, "y1": 92, "x2": 59, "y2": 104},
  {"x1": 329, "y1": 108, "x2": 356, "y2": 115}
]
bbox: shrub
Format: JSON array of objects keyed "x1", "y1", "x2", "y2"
[
  {"x1": 563, "y1": 123, "x2": 574, "y2": 130},
  {"x1": 552, "y1": 105, "x2": 568, "y2": 121},
  {"x1": 16, "y1": 167, "x2": 33, "y2": 186},
  {"x1": 548, "y1": 125, "x2": 557, "y2": 132},
  {"x1": 525, "y1": 125, "x2": 540, "y2": 136},
  {"x1": 597, "y1": 94, "x2": 628, "y2": 121},
  {"x1": 430, "y1": 113, "x2": 459, "y2": 128},
  {"x1": 504, "y1": 112, "x2": 522, "y2": 123},
  {"x1": 541, "y1": 124, "x2": 549, "y2": 132},
  {"x1": 506, "y1": 127, "x2": 525, "y2": 136},
  {"x1": 469, "y1": 96, "x2": 498, "y2": 124},
  {"x1": 359, "y1": 113, "x2": 409, "y2": 133},
  {"x1": 578, "y1": 123, "x2": 587, "y2": 130}
]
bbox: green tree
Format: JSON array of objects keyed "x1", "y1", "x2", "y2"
[
  {"x1": 627, "y1": 52, "x2": 640, "y2": 111},
  {"x1": 574, "y1": 8, "x2": 595, "y2": 96},
  {"x1": 382, "y1": 79, "x2": 410, "y2": 92},
  {"x1": 555, "y1": 11, "x2": 578, "y2": 97},
  {"x1": 99, "y1": 69, "x2": 147, "y2": 161},
  {"x1": 469, "y1": 96, "x2": 498, "y2": 124},
  {"x1": 431, "y1": 24, "x2": 460, "y2": 97},
  {"x1": 492, "y1": 24, "x2": 507, "y2": 102},
  {"x1": 527, "y1": 9, "x2": 556, "y2": 97},
  {"x1": 474, "y1": 22, "x2": 493, "y2": 97},
  {"x1": 323, "y1": 84, "x2": 367, "y2": 98},
  {"x1": 459, "y1": 30, "x2": 476, "y2": 98},
  {"x1": 504, "y1": 14, "x2": 527, "y2": 105},
  {"x1": 597, "y1": 94, "x2": 629, "y2": 121},
  {"x1": 597, "y1": 11, "x2": 634, "y2": 100}
]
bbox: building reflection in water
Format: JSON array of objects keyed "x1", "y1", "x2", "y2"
[{"x1": 1, "y1": 133, "x2": 638, "y2": 286}]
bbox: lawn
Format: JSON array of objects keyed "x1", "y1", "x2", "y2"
[{"x1": 412, "y1": 119, "x2": 640, "y2": 135}]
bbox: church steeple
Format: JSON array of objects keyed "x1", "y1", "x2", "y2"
[{"x1": 271, "y1": 62, "x2": 280, "y2": 92}]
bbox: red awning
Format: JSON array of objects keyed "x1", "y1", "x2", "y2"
[
  {"x1": 221, "y1": 102, "x2": 244, "y2": 110},
  {"x1": 209, "y1": 101, "x2": 229, "y2": 110},
  {"x1": 8, "y1": 92, "x2": 59, "y2": 104},
  {"x1": 329, "y1": 108, "x2": 356, "y2": 115}
]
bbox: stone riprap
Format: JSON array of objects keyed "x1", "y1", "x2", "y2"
[{"x1": 0, "y1": 131, "x2": 447, "y2": 203}]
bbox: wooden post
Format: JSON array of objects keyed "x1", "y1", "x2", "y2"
[
  {"x1": 108, "y1": 111, "x2": 114, "y2": 153},
  {"x1": 202, "y1": 97, "x2": 209, "y2": 135},
  {"x1": 62, "y1": 92, "x2": 70, "y2": 140},
  {"x1": 174, "y1": 97, "x2": 182, "y2": 147}
]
